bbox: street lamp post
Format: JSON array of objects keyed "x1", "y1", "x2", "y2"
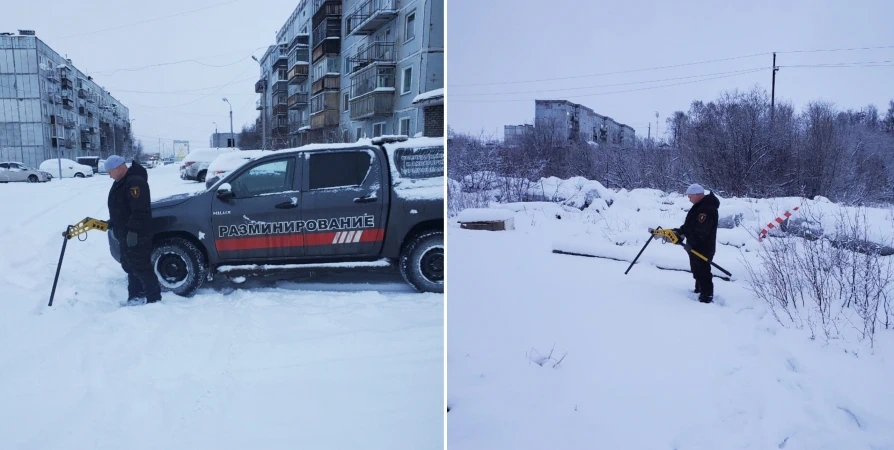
[
  {"x1": 222, "y1": 98, "x2": 233, "y2": 147},
  {"x1": 213, "y1": 121, "x2": 218, "y2": 147}
]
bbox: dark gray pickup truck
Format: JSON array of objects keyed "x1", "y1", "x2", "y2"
[{"x1": 109, "y1": 136, "x2": 444, "y2": 295}]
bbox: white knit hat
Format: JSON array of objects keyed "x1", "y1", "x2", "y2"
[{"x1": 685, "y1": 183, "x2": 705, "y2": 195}]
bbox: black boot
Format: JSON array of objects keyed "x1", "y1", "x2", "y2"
[
  {"x1": 699, "y1": 292, "x2": 713, "y2": 303},
  {"x1": 694, "y1": 280, "x2": 701, "y2": 294}
]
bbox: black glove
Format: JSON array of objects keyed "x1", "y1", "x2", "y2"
[
  {"x1": 673, "y1": 228, "x2": 684, "y2": 244},
  {"x1": 106, "y1": 219, "x2": 115, "y2": 228},
  {"x1": 127, "y1": 231, "x2": 138, "y2": 247}
]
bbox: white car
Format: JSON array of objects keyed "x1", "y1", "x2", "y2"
[
  {"x1": 179, "y1": 147, "x2": 238, "y2": 182},
  {"x1": 204, "y1": 150, "x2": 274, "y2": 188},
  {"x1": 0, "y1": 162, "x2": 52, "y2": 183},
  {"x1": 39, "y1": 158, "x2": 95, "y2": 179}
]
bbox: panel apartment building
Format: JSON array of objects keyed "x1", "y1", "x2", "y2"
[
  {"x1": 505, "y1": 100, "x2": 636, "y2": 147},
  {"x1": 255, "y1": 0, "x2": 444, "y2": 149},
  {"x1": 0, "y1": 30, "x2": 130, "y2": 167}
]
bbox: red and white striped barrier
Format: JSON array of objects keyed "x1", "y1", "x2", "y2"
[{"x1": 758, "y1": 205, "x2": 801, "y2": 241}]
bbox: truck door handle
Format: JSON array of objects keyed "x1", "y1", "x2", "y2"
[
  {"x1": 275, "y1": 201, "x2": 297, "y2": 209},
  {"x1": 354, "y1": 195, "x2": 376, "y2": 203}
]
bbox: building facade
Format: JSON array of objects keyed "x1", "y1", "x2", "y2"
[
  {"x1": 504, "y1": 124, "x2": 534, "y2": 144},
  {"x1": 0, "y1": 30, "x2": 130, "y2": 167},
  {"x1": 256, "y1": 0, "x2": 443, "y2": 149},
  {"x1": 534, "y1": 100, "x2": 635, "y2": 146},
  {"x1": 209, "y1": 132, "x2": 238, "y2": 148}
]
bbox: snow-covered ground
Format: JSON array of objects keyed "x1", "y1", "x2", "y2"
[
  {"x1": 0, "y1": 164, "x2": 444, "y2": 449},
  {"x1": 447, "y1": 182, "x2": 894, "y2": 450}
]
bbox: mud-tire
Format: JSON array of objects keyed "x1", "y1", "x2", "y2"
[
  {"x1": 28, "y1": 175, "x2": 39, "y2": 182},
  {"x1": 74, "y1": 172, "x2": 85, "y2": 178},
  {"x1": 197, "y1": 170, "x2": 207, "y2": 183},
  {"x1": 399, "y1": 230, "x2": 444, "y2": 293},
  {"x1": 150, "y1": 237, "x2": 208, "y2": 297}
]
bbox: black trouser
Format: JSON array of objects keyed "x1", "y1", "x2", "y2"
[
  {"x1": 688, "y1": 250, "x2": 713, "y2": 296},
  {"x1": 119, "y1": 233, "x2": 162, "y2": 302}
]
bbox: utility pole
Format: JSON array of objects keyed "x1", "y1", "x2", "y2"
[
  {"x1": 655, "y1": 111, "x2": 659, "y2": 142},
  {"x1": 771, "y1": 52, "x2": 779, "y2": 124},
  {"x1": 647, "y1": 122, "x2": 651, "y2": 140}
]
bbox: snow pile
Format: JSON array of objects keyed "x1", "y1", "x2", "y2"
[
  {"x1": 0, "y1": 163, "x2": 443, "y2": 449},
  {"x1": 455, "y1": 208, "x2": 515, "y2": 223}
]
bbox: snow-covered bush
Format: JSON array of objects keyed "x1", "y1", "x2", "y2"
[{"x1": 743, "y1": 207, "x2": 894, "y2": 347}]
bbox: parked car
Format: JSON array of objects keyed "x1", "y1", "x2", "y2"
[
  {"x1": 76, "y1": 156, "x2": 101, "y2": 174},
  {"x1": 180, "y1": 148, "x2": 238, "y2": 182},
  {"x1": 109, "y1": 136, "x2": 444, "y2": 296},
  {"x1": 39, "y1": 158, "x2": 94, "y2": 178},
  {"x1": 204, "y1": 150, "x2": 274, "y2": 188},
  {"x1": 0, "y1": 162, "x2": 52, "y2": 183}
]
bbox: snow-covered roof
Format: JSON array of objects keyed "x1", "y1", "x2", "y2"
[{"x1": 412, "y1": 88, "x2": 444, "y2": 105}]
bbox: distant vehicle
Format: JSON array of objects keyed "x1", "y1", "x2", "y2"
[
  {"x1": 180, "y1": 147, "x2": 238, "y2": 182},
  {"x1": 76, "y1": 156, "x2": 101, "y2": 174},
  {"x1": 39, "y1": 158, "x2": 94, "y2": 178},
  {"x1": 204, "y1": 150, "x2": 273, "y2": 188},
  {"x1": 0, "y1": 162, "x2": 52, "y2": 183}
]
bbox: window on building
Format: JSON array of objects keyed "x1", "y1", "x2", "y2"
[
  {"x1": 405, "y1": 12, "x2": 416, "y2": 42},
  {"x1": 373, "y1": 122, "x2": 385, "y2": 137},
  {"x1": 308, "y1": 151, "x2": 371, "y2": 190},
  {"x1": 355, "y1": 127, "x2": 363, "y2": 140},
  {"x1": 399, "y1": 118, "x2": 410, "y2": 136},
  {"x1": 344, "y1": 93, "x2": 349, "y2": 111},
  {"x1": 401, "y1": 67, "x2": 412, "y2": 95}
]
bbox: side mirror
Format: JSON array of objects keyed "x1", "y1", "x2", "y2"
[{"x1": 216, "y1": 182, "x2": 235, "y2": 200}]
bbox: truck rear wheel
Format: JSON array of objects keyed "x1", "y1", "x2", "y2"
[
  {"x1": 399, "y1": 230, "x2": 444, "y2": 293},
  {"x1": 151, "y1": 237, "x2": 208, "y2": 297}
]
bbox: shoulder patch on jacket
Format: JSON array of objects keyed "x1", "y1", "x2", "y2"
[
  {"x1": 698, "y1": 213, "x2": 706, "y2": 223},
  {"x1": 130, "y1": 186, "x2": 140, "y2": 198}
]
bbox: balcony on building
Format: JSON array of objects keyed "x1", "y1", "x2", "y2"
[
  {"x1": 311, "y1": 17, "x2": 341, "y2": 62},
  {"x1": 349, "y1": 64, "x2": 395, "y2": 120},
  {"x1": 311, "y1": 56, "x2": 341, "y2": 95},
  {"x1": 255, "y1": 76, "x2": 267, "y2": 94},
  {"x1": 345, "y1": 0, "x2": 398, "y2": 37},
  {"x1": 81, "y1": 141, "x2": 94, "y2": 150},
  {"x1": 274, "y1": 45, "x2": 289, "y2": 69},
  {"x1": 309, "y1": 91, "x2": 340, "y2": 129},
  {"x1": 288, "y1": 45, "x2": 310, "y2": 84},
  {"x1": 256, "y1": 97, "x2": 264, "y2": 110},
  {"x1": 271, "y1": 68, "x2": 289, "y2": 93},
  {"x1": 62, "y1": 97, "x2": 74, "y2": 109},
  {"x1": 61, "y1": 78, "x2": 73, "y2": 90},
  {"x1": 288, "y1": 92, "x2": 309, "y2": 109},
  {"x1": 77, "y1": 88, "x2": 87, "y2": 99},
  {"x1": 78, "y1": 106, "x2": 87, "y2": 116},
  {"x1": 289, "y1": 116, "x2": 309, "y2": 135},
  {"x1": 312, "y1": 0, "x2": 342, "y2": 27},
  {"x1": 349, "y1": 41, "x2": 395, "y2": 73},
  {"x1": 273, "y1": 94, "x2": 289, "y2": 116},
  {"x1": 272, "y1": 116, "x2": 289, "y2": 135}
]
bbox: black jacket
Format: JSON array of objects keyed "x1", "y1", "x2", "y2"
[
  {"x1": 108, "y1": 161, "x2": 152, "y2": 236},
  {"x1": 679, "y1": 191, "x2": 720, "y2": 256}
]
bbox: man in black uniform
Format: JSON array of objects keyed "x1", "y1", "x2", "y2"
[
  {"x1": 105, "y1": 155, "x2": 162, "y2": 304},
  {"x1": 674, "y1": 183, "x2": 720, "y2": 303}
]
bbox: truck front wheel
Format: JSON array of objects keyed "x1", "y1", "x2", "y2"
[
  {"x1": 399, "y1": 230, "x2": 444, "y2": 293},
  {"x1": 151, "y1": 237, "x2": 208, "y2": 297}
]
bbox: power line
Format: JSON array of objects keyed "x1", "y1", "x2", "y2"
[
  {"x1": 451, "y1": 68, "x2": 765, "y2": 104},
  {"x1": 56, "y1": 0, "x2": 247, "y2": 39},
  {"x1": 449, "y1": 53, "x2": 769, "y2": 87},
  {"x1": 450, "y1": 44, "x2": 894, "y2": 88},
  {"x1": 450, "y1": 68, "x2": 767, "y2": 97},
  {"x1": 776, "y1": 45, "x2": 894, "y2": 54},
  {"x1": 89, "y1": 49, "x2": 265, "y2": 77},
  {"x1": 780, "y1": 60, "x2": 894, "y2": 68},
  {"x1": 125, "y1": 65, "x2": 255, "y2": 109},
  {"x1": 103, "y1": 76, "x2": 258, "y2": 94}
]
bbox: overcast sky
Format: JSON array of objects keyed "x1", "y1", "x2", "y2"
[
  {"x1": 447, "y1": 0, "x2": 894, "y2": 140},
  {"x1": 1, "y1": 0, "x2": 297, "y2": 155}
]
